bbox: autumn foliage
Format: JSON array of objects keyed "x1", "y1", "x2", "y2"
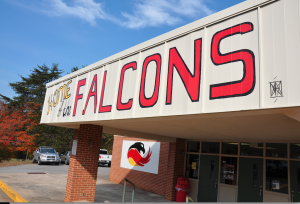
[{"x1": 0, "y1": 100, "x2": 40, "y2": 161}]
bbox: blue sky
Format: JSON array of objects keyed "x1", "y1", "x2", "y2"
[{"x1": 0, "y1": 0, "x2": 245, "y2": 99}]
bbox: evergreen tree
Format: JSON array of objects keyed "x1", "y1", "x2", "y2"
[{"x1": 1, "y1": 64, "x2": 62, "y2": 107}]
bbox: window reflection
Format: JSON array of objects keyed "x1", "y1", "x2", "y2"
[
  {"x1": 266, "y1": 143, "x2": 287, "y2": 158},
  {"x1": 222, "y1": 142, "x2": 238, "y2": 155},
  {"x1": 266, "y1": 160, "x2": 288, "y2": 194},
  {"x1": 185, "y1": 154, "x2": 199, "y2": 179},
  {"x1": 202, "y1": 142, "x2": 220, "y2": 154},
  {"x1": 187, "y1": 141, "x2": 200, "y2": 153},
  {"x1": 290, "y1": 143, "x2": 300, "y2": 159},
  {"x1": 240, "y1": 143, "x2": 263, "y2": 156},
  {"x1": 220, "y1": 157, "x2": 237, "y2": 185}
]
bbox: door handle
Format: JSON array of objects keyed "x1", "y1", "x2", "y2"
[
  {"x1": 259, "y1": 186, "x2": 262, "y2": 197},
  {"x1": 259, "y1": 189, "x2": 262, "y2": 196},
  {"x1": 215, "y1": 179, "x2": 218, "y2": 189}
]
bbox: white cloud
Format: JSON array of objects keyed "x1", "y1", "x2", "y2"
[
  {"x1": 46, "y1": 0, "x2": 115, "y2": 26},
  {"x1": 121, "y1": 0, "x2": 214, "y2": 29},
  {"x1": 5, "y1": 0, "x2": 214, "y2": 29}
]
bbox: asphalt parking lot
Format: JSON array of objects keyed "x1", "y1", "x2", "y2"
[{"x1": 0, "y1": 163, "x2": 169, "y2": 202}]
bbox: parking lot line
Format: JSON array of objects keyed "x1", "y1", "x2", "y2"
[{"x1": 0, "y1": 179, "x2": 28, "y2": 202}]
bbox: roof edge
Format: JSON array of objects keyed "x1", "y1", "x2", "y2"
[{"x1": 46, "y1": 0, "x2": 276, "y2": 88}]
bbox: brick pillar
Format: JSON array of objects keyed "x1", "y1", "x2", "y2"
[
  {"x1": 165, "y1": 138, "x2": 186, "y2": 201},
  {"x1": 64, "y1": 124, "x2": 103, "y2": 202}
]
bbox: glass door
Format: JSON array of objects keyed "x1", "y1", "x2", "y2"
[
  {"x1": 198, "y1": 155, "x2": 219, "y2": 202},
  {"x1": 290, "y1": 161, "x2": 300, "y2": 202},
  {"x1": 238, "y1": 157, "x2": 263, "y2": 202}
]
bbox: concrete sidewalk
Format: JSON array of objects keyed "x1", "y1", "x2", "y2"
[{"x1": 0, "y1": 164, "x2": 169, "y2": 202}]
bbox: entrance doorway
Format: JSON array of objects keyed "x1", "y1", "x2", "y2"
[
  {"x1": 198, "y1": 155, "x2": 219, "y2": 202},
  {"x1": 290, "y1": 161, "x2": 300, "y2": 202},
  {"x1": 186, "y1": 141, "x2": 300, "y2": 202},
  {"x1": 238, "y1": 158, "x2": 263, "y2": 202}
]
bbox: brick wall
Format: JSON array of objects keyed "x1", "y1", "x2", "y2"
[
  {"x1": 165, "y1": 138, "x2": 186, "y2": 201},
  {"x1": 65, "y1": 124, "x2": 103, "y2": 202},
  {"x1": 109, "y1": 136, "x2": 185, "y2": 201}
]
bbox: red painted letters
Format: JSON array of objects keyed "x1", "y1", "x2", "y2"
[
  {"x1": 73, "y1": 79, "x2": 86, "y2": 116},
  {"x1": 139, "y1": 54, "x2": 161, "y2": 108},
  {"x1": 166, "y1": 39, "x2": 202, "y2": 104},
  {"x1": 210, "y1": 22, "x2": 255, "y2": 99},
  {"x1": 117, "y1": 62, "x2": 137, "y2": 110},
  {"x1": 99, "y1": 71, "x2": 112, "y2": 113},
  {"x1": 72, "y1": 22, "x2": 256, "y2": 116},
  {"x1": 82, "y1": 74, "x2": 97, "y2": 115}
]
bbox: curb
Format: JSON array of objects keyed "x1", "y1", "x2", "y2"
[{"x1": 0, "y1": 179, "x2": 28, "y2": 202}]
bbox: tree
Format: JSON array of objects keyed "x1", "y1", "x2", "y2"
[
  {"x1": 101, "y1": 134, "x2": 114, "y2": 154},
  {"x1": 0, "y1": 100, "x2": 40, "y2": 161},
  {"x1": 0, "y1": 63, "x2": 113, "y2": 159},
  {"x1": 0, "y1": 64, "x2": 74, "y2": 158},
  {"x1": 1, "y1": 64, "x2": 63, "y2": 107},
  {"x1": 68, "y1": 65, "x2": 87, "y2": 74}
]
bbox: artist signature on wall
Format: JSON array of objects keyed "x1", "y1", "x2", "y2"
[{"x1": 57, "y1": 99, "x2": 71, "y2": 117}]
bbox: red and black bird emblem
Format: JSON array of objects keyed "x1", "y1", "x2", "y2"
[{"x1": 127, "y1": 142, "x2": 152, "y2": 167}]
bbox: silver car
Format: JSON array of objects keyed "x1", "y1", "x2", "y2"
[
  {"x1": 32, "y1": 146, "x2": 60, "y2": 165},
  {"x1": 61, "y1": 151, "x2": 71, "y2": 165}
]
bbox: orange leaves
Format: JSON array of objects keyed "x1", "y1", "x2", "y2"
[{"x1": 0, "y1": 100, "x2": 40, "y2": 153}]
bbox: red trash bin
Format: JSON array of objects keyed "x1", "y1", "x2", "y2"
[{"x1": 175, "y1": 177, "x2": 190, "y2": 202}]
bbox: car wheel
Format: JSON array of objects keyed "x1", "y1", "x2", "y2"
[
  {"x1": 32, "y1": 157, "x2": 35, "y2": 163},
  {"x1": 38, "y1": 158, "x2": 42, "y2": 165},
  {"x1": 108, "y1": 163, "x2": 111, "y2": 167},
  {"x1": 65, "y1": 160, "x2": 68, "y2": 165}
]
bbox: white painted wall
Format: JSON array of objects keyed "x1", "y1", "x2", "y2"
[{"x1": 41, "y1": 0, "x2": 300, "y2": 126}]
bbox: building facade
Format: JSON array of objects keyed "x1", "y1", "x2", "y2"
[
  {"x1": 40, "y1": 0, "x2": 300, "y2": 202},
  {"x1": 109, "y1": 136, "x2": 185, "y2": 201}
]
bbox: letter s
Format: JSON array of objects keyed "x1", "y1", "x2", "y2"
[{"x1": 210, "y1": 22, "x2": 256, "y2": 100}]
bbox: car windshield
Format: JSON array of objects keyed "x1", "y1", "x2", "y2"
[
  {"x1": 100, "y1": 150, "x2": 108, "y2": 154},
  {"x1": 40, "y1": 149, "x2": 56, "y2": 153}
]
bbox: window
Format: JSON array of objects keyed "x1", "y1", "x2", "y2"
[
  {"x1": 266, "y1": 143, "x2": 287, "y2": 158},
  {"x1": 187, "y1": 141, "x2": 200, "y2": 153},
  {"x1": 220, "y1": 157, "x2": 237, "y2": 185},
  {"x1": 290, "y1": 143, "x2": 300, "y2": 159},
  {"x1": 40, "y1": 148, "x2": 56, "y2": 153},
  {"x1": 240, "y1": 143, "x2": 263, "y2": 156},
  {"x1": 210, "y1": 160, "x2": 215, "y2": 180},
  {"x1": 266, "y1": 160, "x2": 288, "y2": 194},
  {"x1": 202, "y1": 142, "x2": 220, "y2": 154},
  {"x1": 185, "y1": 154, "x2": 199, "y2": 179},
  {"x1": 253, "y1": 164, "x2": 258, "y2": 186},
  {"x1": 222, "y1": 142, "x2": 238, "y2": 155},
  {"x1": 100, "y1": 150, "x2": 108, "y2": 154},
  {"x1": 297, "y1": 168, "x2": 300, "y2": 193}
]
